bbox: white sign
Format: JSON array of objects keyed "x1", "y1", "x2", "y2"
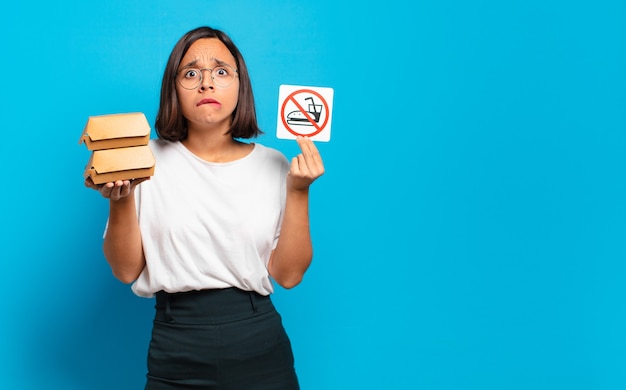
[{"x1": 276, "y1": 84, "x2": 334, "y2": 142}]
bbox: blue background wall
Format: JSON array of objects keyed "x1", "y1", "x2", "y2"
[{"x1": 1, "y1": 1, "x2": 625, "y2": 389}]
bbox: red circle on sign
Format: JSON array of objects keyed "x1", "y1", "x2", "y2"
[{"x1": 280, "y1": 89, "x2": 329, "y2": 137}]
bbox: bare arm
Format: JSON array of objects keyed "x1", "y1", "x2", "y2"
[
  {"x1": 268, "y1": 137, "x2": 324, "y2": 289},
  {"x1": 85, "y1": 178, "x2": 148, "y2": 283}
]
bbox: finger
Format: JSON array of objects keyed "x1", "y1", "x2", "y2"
[
  {"x1": 298, "y1": 136, "x2": 321, "y2": 162},
  {"x1": 111, "y1": 180, "x2": 131, "y2": 200},
  {"x1": 99, "y1": 182, "x2": 114, "y2": 198},
  {"x1": 102, "y1": 180, "x2": 123, "y2": 200},
  {"x1": 119, "y1": 180, "x2": 132, "y2": 198},
  {"x1": 296, "y1": 137, "x2": 324, "y2": 175},
  {"x1": 289, "y1": 156, "x2": 301, "y2": 176},
  {"x1": 296, "y1": 136, "x2": 314, "y2": 158},
  {"x1": 294, "y1": 137, "x2": 313, "y2": 172},
  {"x1": 84, "y1": 177, "x2": 98, "y2": 190},
  {"x1": 296, "y1": 154, "x2": 309, "y2": 176}
]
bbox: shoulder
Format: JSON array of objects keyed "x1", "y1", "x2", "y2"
[
  {"x1": 251, "y1": 143, "x2": 289, "y2": 167},
  {"x1": 149, "y1": 138, "x2": 174, "y2": 152},
  {"x1": 253, "y1": 142, "x2": 289, "y2": 175},
  {"x1": 148, "y1": 138, "x2": 182, "y2": 160},
  {"x1": 254, "y1": 143, "x2": 289, "y2": 170}
]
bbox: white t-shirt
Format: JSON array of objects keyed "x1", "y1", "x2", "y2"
[{"x1": 129, "y1": 139, "x2": 289, "y2": 298}]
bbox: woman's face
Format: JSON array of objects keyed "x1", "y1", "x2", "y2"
[{"x1": 176, "y1": 38, "x2": 240, "y2": 132}]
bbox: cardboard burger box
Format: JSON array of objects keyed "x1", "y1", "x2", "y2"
[
  {"x1": 79, "y1": 112, "x2": 156, "y2": 184},
  {"x1": 79, "y1": 112, "x2": 151, "y2": 150},
  {"x1": 84, "y1": 145, "x2": 156, "y2": 184}
]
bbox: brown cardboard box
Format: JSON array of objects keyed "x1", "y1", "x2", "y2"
[
  {"x1": 80, "y1": 112, "x2": 156, "y2": 184},
  {"x1": 78, "y1": 112, "x2": 150, "y2": 150},
  {"x1": 84, "y1": 145, "x2": 156, "y2": 184}
]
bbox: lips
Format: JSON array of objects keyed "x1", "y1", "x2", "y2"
[{"x1": 197, "y1": 98, "x2": 220, "y2": 107}]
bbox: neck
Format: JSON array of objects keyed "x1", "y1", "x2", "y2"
[{"x1": 182, "y1": 126, "x2": 251, "y2": 163}]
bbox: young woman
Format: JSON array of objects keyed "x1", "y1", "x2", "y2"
[{"x1": 85, "y1": 26, "x2": 324, "y2": 389}]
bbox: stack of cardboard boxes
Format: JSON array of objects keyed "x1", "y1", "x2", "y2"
[{"x1": 79, "y1": 112, "x2": 156, "y2": 184}]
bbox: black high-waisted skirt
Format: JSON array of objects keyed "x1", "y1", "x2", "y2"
[{"x1": 145, "y1": 288, "x2": 300, "y2": 390}]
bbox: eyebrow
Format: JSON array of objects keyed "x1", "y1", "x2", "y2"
[{"x1": 179, "y1": 57, "x2": 235, "y2": 69}]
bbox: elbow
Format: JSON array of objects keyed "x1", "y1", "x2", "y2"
[
  {"x1": 276, "y1": 274, "x2": 303, "y2": 290},
  {"x1": 272, "y1": 265, "x2": 307, "y2": 289},
  {"x1": 103, "y1": 245, "x2": 144, "y2": 285},
  {"x1": 112, "y1": 269, "x2": 139, "y2": 284},
  {"x1": 268, "y1": 251, "x2": 311, "y2": 289},
  {"x1": 109, "y1": 260, "x2": 143, "y2": 284}
]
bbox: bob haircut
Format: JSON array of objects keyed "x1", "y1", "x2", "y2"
[{"x1": 155, "y1": 26, "x2": 262, "y2": 141}]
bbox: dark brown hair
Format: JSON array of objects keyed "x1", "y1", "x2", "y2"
[{"x1": 155, "y1": 26, "x2": 262, "y2": 141}]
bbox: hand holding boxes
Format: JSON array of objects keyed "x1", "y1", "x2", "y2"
[{"x1": 79, "y1": 113, "x2": 156, "y2": 184}]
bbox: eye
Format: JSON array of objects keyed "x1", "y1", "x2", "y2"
[
  {"x1": 184, "y1": 69, "x2": 200, "y2": 79},
  {"x1": 214, "y1": 67, "x2": 230, "y2": 78}
]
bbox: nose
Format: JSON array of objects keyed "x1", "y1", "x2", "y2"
[{"x1": 199, "y1": 69, "x2": 214, "y2": 90}]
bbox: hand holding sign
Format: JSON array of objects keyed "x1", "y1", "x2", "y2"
[
  {"x1": 277, "y1": 85, "x2": 334, "y2": 142},
  {"x1": 288, "y1": 136, "x2": 325, "y2": 191}
]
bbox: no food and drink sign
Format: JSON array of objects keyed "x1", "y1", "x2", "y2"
[{"x1": 276, "y1": 85, "x2": 334, "y2": 142}]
